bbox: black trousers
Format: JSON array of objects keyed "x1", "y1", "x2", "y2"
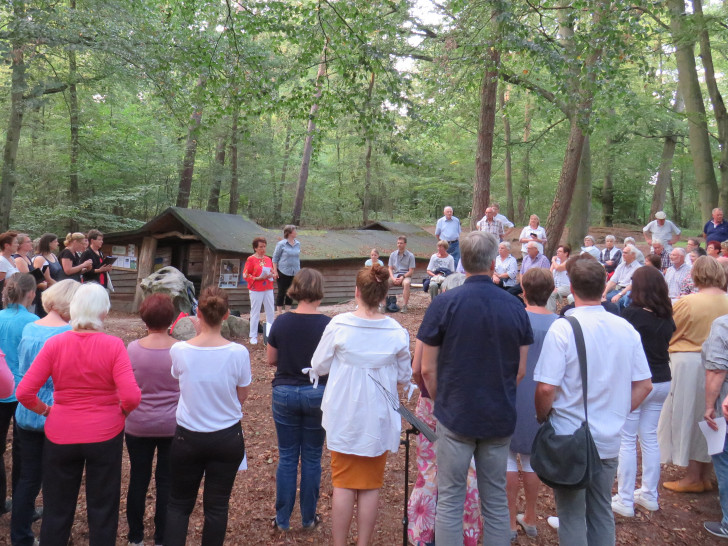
[
  {"x1": 275, "y1": 272, "x2": 294, "y2": 307},
  {"x1": 40, "y1": 432, "x2": 123, "y2": 546},
  {"x1": 165, "y1": 423, "x2": 245, "y2": 546},
  {"x1": 0, "y1": 401, "x2": 20, "y2": 506},
  {"x1": 11, "y1": 427, "x2": 43, "y2": 546},
  {"x1": 125, "y1": 434, "x2": 173, "y2": 545}
]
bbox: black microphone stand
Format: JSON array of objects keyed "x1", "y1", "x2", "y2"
[{"x1": 401, "y1": 427, "x2": 419, "y2": 546}]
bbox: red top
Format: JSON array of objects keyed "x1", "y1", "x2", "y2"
[
  {"x1": 243, "y1": 254, "x2": 275, "y2": 292},
  {"x1": 16, "y1": 330, "x2": 141, "y2": 444},
  {"x1": 0, "y1": 352, "x2": 14, "y2": 399}
]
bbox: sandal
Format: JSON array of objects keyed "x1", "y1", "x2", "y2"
[{"x1": 303, "y1": 514, "x2": 322, "y2": 530}]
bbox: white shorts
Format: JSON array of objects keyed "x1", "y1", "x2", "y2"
[{"x1": 507, "y1": 450, "x2": 533, "y2": 473}]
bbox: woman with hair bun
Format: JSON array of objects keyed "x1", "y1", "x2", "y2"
[
  {"x1": 165, "y1": 287, "x2": 251, "y2": 546},
  {"x1": 311, "y1": 264, "x2": 411, "y2": 546},
  {"x1": 59, "y1": 233, "x2": 92, "y2": 282}
]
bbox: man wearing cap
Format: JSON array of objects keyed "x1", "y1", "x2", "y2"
[
  {"x1": 435, "y1": 206, "x2": 462, "y2": 267},
  {"x1": 643, "y1": 211, "x2": 681, "y2": 252}
]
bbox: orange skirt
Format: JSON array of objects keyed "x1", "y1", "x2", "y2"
[{"x1": 330, "y1": 451, "x2": 387, "y2": 489}]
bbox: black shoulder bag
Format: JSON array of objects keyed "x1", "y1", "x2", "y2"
[{"x1": 530, "y1": 315, "x2": 602, "y2": 489}]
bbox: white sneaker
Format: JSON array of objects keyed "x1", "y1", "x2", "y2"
[
  {"x1": 611, "y1": 498, "x2": 635, "y2": 517},
  {"x1": 547, "y1": 516, "x2": 559, "y2": 529},
  {"x1": 249, "y1": 337, "x2": 258, "y2": 345},
  {"x1": 633, "y1": 490, "x2": 659, "y2": 511}
]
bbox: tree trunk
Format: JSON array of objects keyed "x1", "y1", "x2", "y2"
[
  {"x1": 544, "y1": 117, "x2": 588, "y2": 257},
  {"x1": 276, "y1": 125, "x2": 292, "y2": 224},
  {"x1": 567, "y1": 136, "x2": 591, "y2": 251},
  {"x1": 650, "y1": 92, "x2": 684, "y2": 217},
  {"x1": 207, "y1": 136, "x2": 225, "y2": 212},
  {"x1": 500, "y1": 86, "x2": 514, "y2": 220},
  {"x1": 0, "y1": 4, "x2": 26, "y2": 230},
  {"x1": 362, "y1": 72, "x2": 376, "y2": 226},
  {"x1": 517, "y1": 94, "x2": 532, "y2": 224},
  {"x1": 292, "y1": 44, "x2": 327, "y2": 226},
  {"x1": 228, "y1": 105, "x2": 239, "y2": 215},
  {"x1": 694, "y1": 0, "x2": 728, "y2": 212},
  {"x1": 176, "y1": 76, "x2": 207, "y2": 208},
  {"x1": 602, "y1": 134, "x2": 615, "y2": 227},
  {"x1": 667, "y1": 0, "x2": 719, "y2": 218},
  {"x1": 470, "y1": 46, "x2": 501, "y2": 230},
  {"x1": 68, "y1": 38, "x2": 80, "y2": 232}
]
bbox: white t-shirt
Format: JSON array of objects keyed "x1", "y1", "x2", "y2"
[
  {"x1": 643, "y1": 220, "x2": 681, "y2": 251},
  {"x1": 552, "y1": 259, "x2": 570, "y2": 288},
  {"x1": 427, "y1": 253, "x2": 455, "y2": 273},
  {"x1": 0, "y1": 256, "x2": 19, "y2": 279},
  {"x1": 171, "y1": 341, "x2": 252, "y2": 432},
  {"x1": 533, "y1": 306, "x2": 651, "y2": 459},
  {"x1": 519, "y1": 225, "x2": 547, "y2": 254}
]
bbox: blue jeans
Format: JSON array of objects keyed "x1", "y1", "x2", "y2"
[
  {"x1": 447, "y1": 240, "x2": 460, "y2": 270},
  {"x1": 712, "y1": 435, "x2": 728, "y2": 528},
  {"x1": 272, "y1": 384, "x2": 326, "y2": 529},
  {"x1": 605, "y1": 290, "x2": 630, "y2": 311},
  {"x1": 11, "y1": 427, "x2": 44, "y2": 546}
]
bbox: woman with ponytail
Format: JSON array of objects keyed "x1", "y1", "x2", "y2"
[
  {"x1": 311, "y1": 264, "x2": 411, "y2": 546},
  {"x1": 165, "y1": 287, "x2": 251, "y2": 546}
]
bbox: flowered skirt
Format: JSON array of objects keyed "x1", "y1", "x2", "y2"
[{"x1": 407, "y1": 396, "x2": 482, "y2": 546}]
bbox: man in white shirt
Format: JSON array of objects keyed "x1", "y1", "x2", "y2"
[
  {"x1": 643, "y1": 211, "x2": 681, "y2": 252},
  {"x1": 534, "y1": 254, "x2": 653, "y2": 546},
  {"x1": 603, "y1": 245, "x2": 642, "y2": 309},
  {"x1": 664, "y1": 248, "x2": 691, "y2": 299},
  {"x1": 491, "y1": 202, "x2": 514, "y2": 229},
  {"x1": 435, "y1": 206, "x2": 461, "y2": 267}
]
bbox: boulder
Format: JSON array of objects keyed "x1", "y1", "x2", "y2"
[
  {"x1": 140, "y1": 266, "x2": 195, "y2": 314},
  {"x1": 170, "y1": 316, "x2": 200, "y2": 341},
  {"x1": 171, "y1": 315, "x2": 250, "y2": 342}
]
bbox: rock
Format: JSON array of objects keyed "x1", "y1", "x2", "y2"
[
  {"x1": 140, "y1": 266, "x2": 196, "y2": 314},
  {"x1": 441, "y1": 273, "x2": 466, "y2": 292},
  {"x1": 170, "y1": 316, "x2": 200, "y2": 341},
  {"x1": 172, "y1": 315, "x2": 250, "y2": 342}
]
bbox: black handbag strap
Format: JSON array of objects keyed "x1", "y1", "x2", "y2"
[{"x1": 563, "y1": 315, "x2": 589, "y2": 424}]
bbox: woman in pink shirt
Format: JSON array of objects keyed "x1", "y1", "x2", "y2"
[{"x1": 16, "y1": 282, "x2": 141, "y2": 546}]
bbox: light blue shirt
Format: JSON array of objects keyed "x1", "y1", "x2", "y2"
[
  {"x1": 435, "y1": 216, "x2": 461, "y2": 242},
  {"x1": 0, "y1": 304, "x2": 39, "y2": 403},
  {"x1": 495, "y1": 213, "x2": 514, "y2": 229},
  {"x1": 272, "y1": 238, "x2": 301, "y2": 276}
]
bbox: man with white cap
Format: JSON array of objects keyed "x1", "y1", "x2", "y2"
[{"x1": 643, "y1": 211, "x2": 681, "y2": 252}]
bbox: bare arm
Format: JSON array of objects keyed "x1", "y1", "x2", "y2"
[
  {"x1": 411, "y1": 340, "x2": 425, "y2": 392},
  {"x1": 706, "y1": 370, "x2": 728, "y2": 430},
  {"x1": 630, "y1": 378, "x2": 653, "y2": 411},
  {"x1": 406, "y1": 267, "x2": 415, "y2": 278},
  {"x1": 602, "y1": 279, "x2": 617, "y2": 299},
  {"x1": 535, "y1": 382, "x2": 557, "y2": 423},
  {"x1": 517, "y1": 345, "x2": 528, "y2": 385},
  {"x1": 237, "y1": 385, "x2": 251, "y2": 406},
  {"x1": 421, "y1": 342, "x2": 440, "y2": 400},
  {"x1": 266, "y1": 344, "x2": 278, "y2": 367},
  {"x1": 15, "y1": 257, "x2": 29, "y2": 273}
]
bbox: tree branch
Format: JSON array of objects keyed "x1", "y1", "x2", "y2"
[{"x1": 500, "y1": 70, "x2": 567, "y2": 113}]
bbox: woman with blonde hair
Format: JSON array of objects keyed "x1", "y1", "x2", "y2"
[
  {"x1": 311, "y1": 265, "x2": 411, "y2": 546},
  {"x1": 59, "y1": 233, "x2": 92, "y2": 282},
  {"x1": 659, "y1": 256, "x2": 728, "y2": 493}
]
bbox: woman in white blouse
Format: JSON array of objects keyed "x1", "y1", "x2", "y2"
[
  {"x1": 518, "y1": 215, "x2": 547, "y2": 254},
  {"x1": 493, "y1": 241, "x2": 518, "y2": 289},
  {"x1": 311, "y1": 264, "x2": 411, "y2": 546}
]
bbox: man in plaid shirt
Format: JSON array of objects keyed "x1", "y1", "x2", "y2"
[{"x1": 476, "y1": 207, "x2": 504, "y2": 242}]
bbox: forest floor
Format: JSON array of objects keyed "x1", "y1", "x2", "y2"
[{"x1": 0, "y1": 224, "x2": 722, "y2": 545}]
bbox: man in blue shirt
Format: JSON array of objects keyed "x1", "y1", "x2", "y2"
[
  {"x1": 704, "y1": 208, "x2": 728, "y2": 244},
  {"x1": 435, "y1": 206, "x2": 461, "y2": 268},
  {"x1": 418, "y1": 231, "x2": 533, "y2": 545}
]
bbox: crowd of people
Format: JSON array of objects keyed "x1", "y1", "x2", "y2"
[{"x1": 0, "y1": 206, "x2": 727, "y2": 545}]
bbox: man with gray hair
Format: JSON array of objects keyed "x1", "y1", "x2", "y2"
[
  {"x1": 665, "y1": 248, "x2": 691, "y2": 299},
  {"x1": 600, "y1": 235, "x2": 622, "y2": 276},
  {"x1": 602, "y1": 244, "x2": 642, "y2": 309},
  {"x1": 651, "y1": 239, "x2": 670, "y2": 271},
  {"x1": 435, "y1": 206, "x2": 462, "y2": 267},
  {"x1": 418, "y1": 231, "x2": 533, "y2": 545}
]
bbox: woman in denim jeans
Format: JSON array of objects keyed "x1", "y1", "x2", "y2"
[{"x1": 267, "y1": 268, "x2": 330, "y2": 531}]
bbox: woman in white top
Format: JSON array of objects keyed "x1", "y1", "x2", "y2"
[
  {"x1": 311, "y1": 265, "x2": 411, "y2": 546},
  {"x1": 426, "y1": 240, "x2": 455, "y2": 300},
  {"x1": 548, "y1": 244, "x2": 571, "y2": 312},
  {"x1": 165, "y1": 287, "x2": 251, "y2": 546},
  {"x1": 518, "y1": 215, "x2": 547, "y2": 254},
  {"x1": 0, "y1": 231, "x2": 19, "y2": 288},
  {"x1": 493, "y1": 241, "x2": 518, "y2": 289}
]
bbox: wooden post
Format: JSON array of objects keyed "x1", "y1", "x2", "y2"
[
  {"x1": 132, "y1": 236, "x2": 157, "y2": 312},
  {"x1": 201, "y1": 246, "x2": 216, "y2": 292}
]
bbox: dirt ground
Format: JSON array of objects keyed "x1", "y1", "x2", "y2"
[{"x1": 0, "y1": 289, "x2": 724, "y2": 546}]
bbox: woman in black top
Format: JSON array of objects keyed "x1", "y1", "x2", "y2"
[
  {"x1": 60, "y1": 233, "x2": 92, "y2": 282},
  {"x1": 612, "y1": 266, "x2": 676, "y2": 517},
  {"x1": 266, "y1": 268, "x2": 330, "y2": 531},
  {"x1": 13, "y1": 234, "x2": 46, "y2": 316},
  {"x1": 80, "y1": 230, "x2": 112, "y2": 288}
]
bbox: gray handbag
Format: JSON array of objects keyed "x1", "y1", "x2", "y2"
[{"x1": 531, "y1": 315, "x2": 602, "y2": 489}]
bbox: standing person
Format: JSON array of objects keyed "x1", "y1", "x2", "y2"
[
  {"x1": 15, "y1": 282, "x2": 141, "y2": 546},
  {"x1": 665, "y1": 248, "x2": 691, "y2": 300},
  {"x1": 704, "y1": 208, "x2": 728, "y2": 244},
  {"x1": 311, "y1": 265, "x2": 411, "y2": 546},
  {"x1": 124, "y1": 294, "x2": 179, "y2": 546},
  {"x1": 518, "y1": 215, "x2": 547, "y2": 254},
  {"x1": 12, "y1": 279, "x2": 79, "y2": 546},
  {"x1": 492, "y1": 241, "x2": 518, "y2": 290},
  {"x1": 426, "y1": 240, "x2": 455, "y2": 301},
  {"x1": 0, "y1": 274, "x2": 38, "y2": 516},
  {"x1": 600, "y1": 235, "x2": 622, "y2": 277},
  {"x1": 364, "y1": 249, "x2": 383, "y2": 267},
  {"x1": 0, "y1": 232, "x2": 19, "y2": 288},
  {"x1": 534, "y1": 254, "x2": 653, "y2": 545},
  {"x1": 643, "y1": 211, "x2": 681, "y2": 252},
  {"x1": 435, "y1": 206, "x2": 461, "y2": 267},
  {"x1": 35, "y1": 233, "x2": 62, "y2": 283},
  {"x1": 492, "y1": 203, "x2": 514, "y2": 229},
  {"x1": 477, "y1": 207, "x2": 505, "y2": 242},
  {"x1": 548, "y1": 244, "x2": 571, "y2": 313},
  {"x1": 612, "y1": 267, "x2": 675, "y2": 518},
  {"x1": 13, "y1": 234, "x2": 46, "y2": 315},
  {"x1": 243, "y1": 237, "x2": 275, "y2": 345},
  {"x1": 507, "y1": 268, "x2": 556, "y2": 540},
  {"x1": 388, "y1": 236, "x2": 415, "y2": 313},
  {"x1": 419, "y1": 231, "x2": 533, "y2": 545},
  {"x1": 267, "y1": 269, "x2": 330, "y2": 531},
  {"x1": 272, "y1": 225, "x2": 301, "y2": 313},
  {"x1": 165, "y1": 287, "x2": 251, "y2": 546},
  {"x1": 658, "y1": 256, "x2": 728, "y2": 492},
  {"x1": 80, "y1": 230, "x2": 113, "y2": 289},
  {"x1": 59, "y1": 233, "x2": 92, "y2": 282}
]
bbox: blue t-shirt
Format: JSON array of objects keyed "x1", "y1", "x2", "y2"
[
  {"x1": 0, "y1": 305, "x2": 39, "y2": 403},
  {"x1": 417, "y1": 275, "x2": 533, "y2": 438},
  {"x1": 705, "y1": 219, "x2": 728, "y2": 243}
]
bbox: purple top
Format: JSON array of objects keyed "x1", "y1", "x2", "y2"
[
  {"x1": 520, "y1": 252, "x2": 550, "y2": 276},
  {"x1": 124, "y1": 340, "x2": 180, "y2": 437}
]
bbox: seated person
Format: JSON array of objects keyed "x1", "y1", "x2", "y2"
[
  {"x1": 547, "y1": 244, "x2": 571, "y2": 312},
  {"x1": 624, "y1": 237, "x2": 646, "y2": 265},
  {"x1": 644, "y1": 253, "x2": 663, "y2": 269},
  {"x1": 600, "y1": 235, "x2": 622, "y2": 277},
  {"x1": 388, "y1": 236, "x2": 415, "y2": 313},
  {"x1": 508, "y1": 241, "x2": 550, "y2": 297},
  {"x1": 425, "y1": 240, "x2": 455, "y2": 300},
  {"x1": 492, "y1": 242, "x2": 518, "y2": 290},
  {"x1": 602, "y1": 244, "x2": 642, "y2": 310},
  {"x1": 580, "y1": 235, "x2": 601, "y2": 259},
  {"x1": 365, "y1": 248, "x2": 384, "y2": 267}
]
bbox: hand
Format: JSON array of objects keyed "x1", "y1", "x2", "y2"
[
  {"x1": 611, "y1": 294, "x2": 621, "y2": 304},
  {"x1": 706, "y1": 407, "x2": 719, "y2": 431},
  {"x1": 301, "y1": 367, "x2": 320, "y2": 388},
  {"x1": 492, "y1": 274, "x2": 500, "y2": 284}
]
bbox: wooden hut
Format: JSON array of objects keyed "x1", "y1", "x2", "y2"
[{"x1": 102, "y1": 208, "x2": 436, "y2": 313}]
